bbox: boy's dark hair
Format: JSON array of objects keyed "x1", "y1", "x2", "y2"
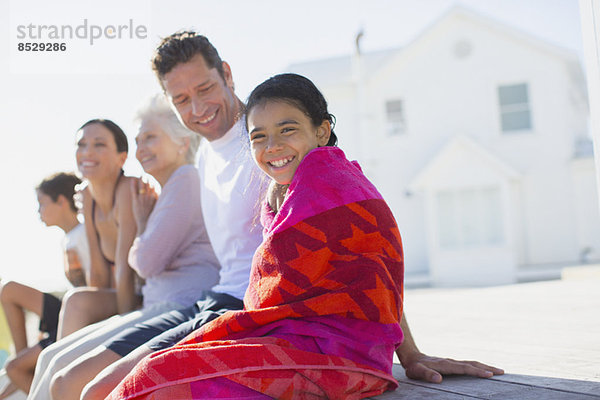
[
  {"x1": 37, "y1": 172, "x2": 82, "y2": 212},
  {"x1": 152, "y1": 31, "x2": 225, "y2": 86},
  {"x1": 245, "y1": 73, "x2": 338, "y2": 146},
  {"x1": 79, "y1": 119, "x2": 128, "y2": 154}
]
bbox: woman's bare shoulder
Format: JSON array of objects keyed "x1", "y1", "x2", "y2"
[
  {"x1": 115, "y1": 175, "x2": 139, "y2": 199},
  {"x1": 114, "y1": 176, "x2": 140, "y2": 218}
]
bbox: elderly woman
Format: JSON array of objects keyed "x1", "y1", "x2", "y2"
[{"x1": 26, "y1": 95, "x2": 220, "y2": 400}]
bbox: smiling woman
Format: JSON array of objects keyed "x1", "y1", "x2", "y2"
[
  {"x1": 63, "y1": 119, "x2": 139, "y2": 335},
  {"x1": 134, "y1": 96, "x2": 200, "y2": 186},
  {"x1": 27, "y1": 95, "x2": 221, "y2": 400}
]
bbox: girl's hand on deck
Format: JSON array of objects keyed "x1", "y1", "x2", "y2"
[{"x1": 399, "y1": 350, "x2": 504, "y2": 383}]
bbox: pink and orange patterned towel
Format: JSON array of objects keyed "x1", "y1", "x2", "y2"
[{"x1": 108, "y1": 147, "x2": 404, "y2": 399}]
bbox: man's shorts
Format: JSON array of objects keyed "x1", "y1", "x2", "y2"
[{"x1": 105, "y1": 291, "x2": 243, "y2": 357}]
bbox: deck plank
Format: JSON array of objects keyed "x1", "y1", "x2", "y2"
[
  {"x1": 373, "y1": 366, "x2": 600, "y2": 399},
  {"x1": 371, "y1": 277, "x2": 600, "y2": 399},
  {"x1": 491, "y1": 374, "x2": 600, "y2": 396}
]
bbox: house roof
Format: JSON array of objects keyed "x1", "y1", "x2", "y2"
[
  {"x1": 287, "y1": 5, "x2": 582, "y2": 88},
  {"x1": 409, "y1": 135, "x2": 521, "y2": 190},
  {"x1": 287, "y1": 48, "x2": 399, "y2": 87}
]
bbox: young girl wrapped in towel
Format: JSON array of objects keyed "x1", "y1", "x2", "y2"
[{"x1": 108, "y1": 73, "x2": 405, "y2": 400}]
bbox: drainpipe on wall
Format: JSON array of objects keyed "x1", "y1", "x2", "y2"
[
  {"x1": 579, "y1": 0, "x2": 600, "y2": 213},
  {"x1": 352, "y1": 29, "x2": 368, "y2": 171}
]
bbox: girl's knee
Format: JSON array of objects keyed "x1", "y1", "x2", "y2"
[
  {"x1": 4, "y1": 357, "x2": 19, "y2": 379},
  {"x1": 0, "y1": 281, "x2": 18, "y2": 304},
  {"x1": 60, "y1": 288, "x2": 98, "y2": 319},
  {"x1": 60, "y1": 288, "x2": 84, "y2": 309},
  {"x1": 4, "y1": 354, "x2": 31, "y2": 382}
]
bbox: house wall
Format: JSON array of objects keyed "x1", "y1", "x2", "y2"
[
  {"x1": 415, "y1": 143, "x2": 519, "y2": 286},
  {"x1": 571, "y1": 158, "x2": 600, "y2": 261},
  {"x1": 579, "y1": 0, "x2": 600, "y2": 210},
  {"x1": 303, "y1": 10, "x2": 599, "y2": 284}
]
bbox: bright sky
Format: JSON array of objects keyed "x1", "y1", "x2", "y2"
[{"x1": 0, "y1": 0, "x2": 584, "y2": 291}]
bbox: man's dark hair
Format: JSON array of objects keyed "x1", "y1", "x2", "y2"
[
  {"x1": 152, "y1": 31, "x2": 225, "y2": 86},
  {"x1": 37, "y1": 172, "x2": 82, "y2": 212}
]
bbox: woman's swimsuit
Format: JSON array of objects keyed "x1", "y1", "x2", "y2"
[{"x1": 90, "y1": 171, "x2": 123, "y2": 266}]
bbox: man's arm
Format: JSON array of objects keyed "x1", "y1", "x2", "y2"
[{"x1": 396, "y1": 313, "x2": 504, "y2": 383}]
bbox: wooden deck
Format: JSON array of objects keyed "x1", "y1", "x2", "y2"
[
  {"x1": 1, "y1": 270, "x2": 598, "y2": 399},
  {"x1": 376, "y1": 366, "x2": 600, "y2": 399},
  {"x1": 373, "y1": 270, "x2": 600, "y2": 399}
]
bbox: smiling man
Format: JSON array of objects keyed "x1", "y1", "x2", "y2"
[
  {"x1": 162, "y1": 54, "x2": 240, "y2": 142},
  {"x1": 38, "y1": 31, "x2": 502, "y2": 400}
]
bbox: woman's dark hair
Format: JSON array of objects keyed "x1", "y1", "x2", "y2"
[
  {"x1": 37, "y1": 172, "x2": 82, "y2": 212},
  {"x1": 245, "y1": 73, "x2": 337, "y2": 146},
  {"x1": 79, "y1": 119, "x2": 128, "y2": 154},
  {"x1": 152, "y1": 31, "x2": 225, "y2": 86}
]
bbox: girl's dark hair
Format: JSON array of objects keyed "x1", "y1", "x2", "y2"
[
  {"x1": 37, "y1": 172, "x2": 82, "y2": 212},
  {"x1": 245, "y1": 73, "x2": 337, "y2": 146},
  {"x1": 79, "y1": 119, "x2": 128, "y2": 154}
]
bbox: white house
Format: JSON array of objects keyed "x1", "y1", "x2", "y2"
[{"x1": 288, "y1": 6, "x2": 599, "y2": 286}]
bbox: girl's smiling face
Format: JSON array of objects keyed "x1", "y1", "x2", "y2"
[{"x1": 248, "y1": 100, "x2": 330, "y2": 185}]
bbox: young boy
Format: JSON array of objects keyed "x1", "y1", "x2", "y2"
[{"x1": 0, "y1": 172, "x2": 90, "y2": 398}]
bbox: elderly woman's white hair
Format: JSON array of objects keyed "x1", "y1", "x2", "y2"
[{"x1": 135, "y1": 94, "x2": 200, "y2": 164}]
